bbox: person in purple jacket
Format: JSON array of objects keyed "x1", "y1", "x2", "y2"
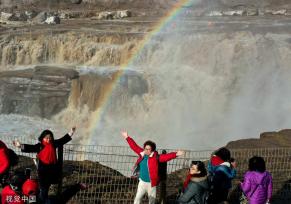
[{"x1": 241, "y1": 156, "x2": 272, "y2": 204}]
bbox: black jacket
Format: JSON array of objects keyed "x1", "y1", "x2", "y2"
[
  {"x1": 21, "y1": 134, "x2": 71, "y2": 185},
  {"x1": 209, "y1": 164, "x2": 236, "y2": 204}
]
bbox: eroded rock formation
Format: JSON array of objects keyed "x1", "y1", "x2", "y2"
[{"x1": 0, "y1": 65, "x2": 78, "y2": 118}]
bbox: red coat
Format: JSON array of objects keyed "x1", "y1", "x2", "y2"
[
  {"x1": 1, "y1": 185, "x2": 25, "y2": 204},
  {"x1": 0, "y1": 140, "x2": 9, "y2": 175},
  {"x1": 126, "y1": 136, "x2": 177, "y2": 187}
]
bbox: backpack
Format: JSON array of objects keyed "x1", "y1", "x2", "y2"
[
  {"x1": 203, "y1": 173, "x2": 214, "y2": 204},
  {"x1": 177, "y1": 178, "x2": 212, "y2": 204}
]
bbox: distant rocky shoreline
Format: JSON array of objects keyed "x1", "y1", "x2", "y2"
[{"x1": 226, "y1": 129, "x2": 291, "y2": 149}]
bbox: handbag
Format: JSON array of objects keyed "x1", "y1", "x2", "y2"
[
  {"x1": 240, "y1": 184, "x2": 260, "y2": 204},
  {"x1": 239, "y1": 193, "x2": 248, "y2": 204}
]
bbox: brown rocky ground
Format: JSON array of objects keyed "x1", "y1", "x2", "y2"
[
  {"x1": 226, "y1": 129, "x2": 291, "y2": 149},
  {"x1": 9, "y1": 155, "x2": 139, "y2": 204},
  {"x1": 10, "y1": 129, "x2": 291, "y2": 204}
]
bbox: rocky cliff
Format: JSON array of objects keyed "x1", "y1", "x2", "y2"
[
  {"x1": 0, "y1": 65, "x2": 78, "y2": 118},
  {"x1": 226, "y1": 129, "x2": 291, "y2": 149},
  {"x1": 0, "y1": 65, "x2": 148, "y2": 120}
]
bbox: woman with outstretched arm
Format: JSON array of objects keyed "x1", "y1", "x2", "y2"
[
  {"x1": 13, "y1": 127, "x2": 76, "y2": 203},
  {"x1": 121, "y1": 130, "x2": 184, "y2": 204}
]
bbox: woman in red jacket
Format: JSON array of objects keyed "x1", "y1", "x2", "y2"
[
  {"x1": 121, "y1": 131, "x2": 184, "y2": 204},
  {"x1": 13, "y1": 127, "x2": 76, "y2": 203},
  {"x1": 0, "y1": 140, "x2": 10, "y2": 180},
  {"x1": 0, "y1": 140, "x2": 18, "y2": 187}
]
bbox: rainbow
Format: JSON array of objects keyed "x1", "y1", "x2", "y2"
[{"x1": 88, "y1": 0, "x2": 192, "y2": 143}]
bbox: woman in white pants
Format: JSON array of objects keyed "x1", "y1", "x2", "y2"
[{"x1": 121, "y1": 131, "x2": 184, "y2": 204}]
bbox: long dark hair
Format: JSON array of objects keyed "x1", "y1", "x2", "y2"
[
  {"x1": 191, "y1": 161, "x2": 207, "y2": 177},
  {"x1": 38, "y1": 130, "x2": 54, "y2": 142}
]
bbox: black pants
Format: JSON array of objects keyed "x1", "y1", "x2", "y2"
[{"x1": 39, "y1": 182, "x2": 50, "y2": 203}]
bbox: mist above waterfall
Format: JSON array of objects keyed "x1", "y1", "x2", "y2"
[
  {"x1": 1, "y1": 28, "x2": 291, "y2": 150},
  {"x1": 83, "y1": 28, "x2": 291, "y2": 150}
]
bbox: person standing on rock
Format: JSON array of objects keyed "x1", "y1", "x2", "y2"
[
  {"x1": 13, "y1": 127, "x2": 76, "y2": 203},
  {"x1": 121, "y1": 131, "x2": 185, "y2": 204}
]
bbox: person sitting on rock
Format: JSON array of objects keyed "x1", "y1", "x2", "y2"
[
  {"x1": 121, "y1": 130, "x2": 184, "y2": 204},
  {"x1": 13, "y1": 127, "x2": 76, "y2": 203}
]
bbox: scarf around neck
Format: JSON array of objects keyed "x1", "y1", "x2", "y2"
[{"x1": 37, "y1": 141, "x2": 57, "y2": 165}]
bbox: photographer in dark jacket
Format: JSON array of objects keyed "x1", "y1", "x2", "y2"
[
  {"x1": 207, "y1": 147, "x2": 236, "y2": 204},
  {"x1": 13, "y1": 127, "x2": 76, "y2": 203}
]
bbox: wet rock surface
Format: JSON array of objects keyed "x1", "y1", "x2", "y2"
[
  {"x1": 0, "y1": 66, "x2": 148, "y2": 118},
  {"x1": 69, "y1": 68, "x2": 148, "y2": 111},
  {"x1": 0, "y1": 66, "x2": 78, "y2": 118}
]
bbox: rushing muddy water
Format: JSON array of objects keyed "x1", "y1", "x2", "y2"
[{"x1": 1, "y1": 13, "x2": 291, "y2": 150}]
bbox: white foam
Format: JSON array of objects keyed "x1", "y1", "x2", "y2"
[{"x1": 0, "y1": 114, "x2": 66, "y2": 141}]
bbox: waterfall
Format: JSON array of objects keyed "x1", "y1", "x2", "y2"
[
  {"x1": 1, "y1": 14, "x2": 291, "y2": 150},
  {"x1": 84, "y1": 31, "x2": 291, "y2": 150}
]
